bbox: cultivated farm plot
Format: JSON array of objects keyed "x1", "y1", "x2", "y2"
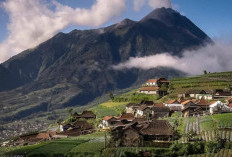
[{"x1": 5, "y1": 132, "x2": 106, "y2": 157}]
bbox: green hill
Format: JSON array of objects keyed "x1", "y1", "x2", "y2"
[{"x1": 171, "y1": 71, "x2": 232, "y2": 93}]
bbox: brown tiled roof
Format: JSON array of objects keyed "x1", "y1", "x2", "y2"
[
  {"x1": 126, "y1": 103, "x2": 139, "y2": 107},
  {"x1": 152, "y1": 106, "x2": 170, "y2": 112},
  {"x1": 209, "y1": 101, "x2": 217, "y2": 105},
  {"x1": 197, "y1": 97, "x2": 209, "y2": 106},
  {"x1": 140, "y1": 120, "x2": 173, "y2": 136},
  {"x1": 120, "y1": 113, "x2": 135, "y2": 121},
  {"x1": 181, "y1": 100, "x2": 193, "y2": 105},
  {"x1": 80, "y1": 111, "x2": 96, "y2": 118},
  {"x1": 146, "y1": 79, "x2": 158, "y2": 83},
  {"x1": 140, "y1": 100, "x2": 154, "y2": 106},
  {"x1": 137, "y1": 105, "x2": 150, "y2": 111},
  {"x1": 165, "y1": 99, "x2": 179, "y2": 104},
  {"x1": 140, "y1": 86, "x2": 159, "y2": 91},
  {"x1": 72, "y1": 121, "x2": 93, "y2": 130}
]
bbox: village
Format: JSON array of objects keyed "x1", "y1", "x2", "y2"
[{"x1": 1, "y1": 78, "x2": 232, "y2": 149}]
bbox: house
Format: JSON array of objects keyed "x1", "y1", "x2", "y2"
[
  {"x1": 213, "y1": 89, "x2": 232, "y2": 99},
  {"x1": 140, "y1": 120, "x2": 173, "y2": 141},
  {"x1": 73, "y1": 110, "x2": 96, "y2": 119},
  {"x1": 144, "y1": 78, "x2": 169, "y2": 87},
  {"x1": 120, "y1": 113, "x2": 135, "y2": 121},
  {"x1": 111, "y1": 120, "x2": 173, "y2": 147},
  {"x1": 100, "y1": 116, "x2": 118, "y2": 129},
  {"x1": 121, "y1": 126, "x2": 142, "y2": 147},
  {"x1": 135, "y1": 105, "x2": 151, "y2": 118},
  {"x1": 139, "y1": 86, "x2": 160, "y2": 94},
  {"x1": 59, "y1": 121, "x2": 93, "y2": 136},
  {"x1": 179, "y1": 90, "x2": 213, "y2": 100},
  {"x1": 139, "y1": 78, "x2": 169, "y2": 95},
  {"x1": 209, "y1": 101, "x2": 224, "y2": 114},
  {"x1": 151, "y1": 106, "x2": 170, "y2": 119},
  {"x1": 181, "y1": 100, "x2": 196, "y2": 108},
  {"x1": 125, "y1": 103, "x2": 139, "y2": 114},
  {"x1": 164, "y1": 99, "x2": 183, "y2": 111}
]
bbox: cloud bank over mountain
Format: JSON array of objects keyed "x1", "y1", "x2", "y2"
[{"x1": 113, "y1": 41, "x2": 232, "y2": 75}]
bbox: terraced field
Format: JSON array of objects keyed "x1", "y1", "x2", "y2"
[{"x1": 171, "y1": 71, "x2": 232, "y2": 93}]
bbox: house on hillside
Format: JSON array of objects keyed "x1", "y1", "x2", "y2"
[
  {"x1": 151, "y1": 106, "x2": 170, "y2": 119},
  {"x1": 139, "y1": 86, "x2": 160, "y2": 94},
  {"x1": 208, "y1": 101, "x2": 224, "y2": 114},
  {"x1": 135, "y1": 105, "x2": 151, "y2": 118},
  {"x1": 164, "y1": 99, "x2": 183, "y2": 112},
  {"x1": 111, "y1": 120, "x2": 173, "y2": 147},
  {"x1": 179, "y1": 90, "x2": 213, "y2": 100},
  {"x1": 125, "y1": 103, "x2": 140, "y2": 114},
  {"x1": 119, "y1": 113, "x2": 135, "y2": 121},
  {"x1": 99, "y1": 116, "x2": 118, "y2": 129},
  {"x1": 140, "y1": 120, "x2": 173, "y2": 141},
  {"x1": 139, "y1": 78, "x2": 169, "y2": 95},
  {"x1": 144, "y1": 78, "x2": 169, "y2": 87},
  {"x1": 213, "y1": 89, "x2": 232, "y2": 99}
]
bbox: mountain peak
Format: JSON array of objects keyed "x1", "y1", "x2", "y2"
[
  {"x1": 115, "y1": 18, "x2": 136, "y2": 28},
  {"x1": 140, "y1": 7, "x2": 180, "y2": 25}
]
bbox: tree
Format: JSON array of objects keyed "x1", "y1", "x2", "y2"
[
  {"x1": 108, "y1": 91, "x2": 114, "y2": 101},
  {"x1": 203, "y1": 70, "x2": 207, "y2": 74},
  {"x1": 159, "y1": 83, "x2": 168, "y2": 96},
  {"x1": 68, "y1": 108, "x2": 73, "y2": 116}
]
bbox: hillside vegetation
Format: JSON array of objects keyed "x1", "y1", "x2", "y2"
[{"x1": 171, "y1": 71, "x2": 232, "y2": 93}]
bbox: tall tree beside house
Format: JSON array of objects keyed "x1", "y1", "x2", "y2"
[{"x1": 159, "y1": 83, "x2": 169, "y2": 96}]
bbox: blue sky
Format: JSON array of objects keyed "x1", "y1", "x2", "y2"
[{"x1": 0, "y1": 0, "x2": 232, "y2": 43}]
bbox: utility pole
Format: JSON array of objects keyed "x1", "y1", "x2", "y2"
[{"x1": 104, "y1": 131, "x2": 107, "y2": 149}]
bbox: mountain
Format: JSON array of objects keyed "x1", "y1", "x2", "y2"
[{"x1": 0, "y1": 8, "x2": 211, "y2": 123}]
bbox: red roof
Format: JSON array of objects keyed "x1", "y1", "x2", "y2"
[
  {"x1": 181, "y1": 100, "x2": 191, "y2": 105},
  {"x1": 229, "y1": 103, "x2": 232, "y2": 107},
  {"x1": 165, "y1": 99, "x2": 179, "y2": 104},
  {"x1": 103, "y1": 116, "x2": 112, "y2": 121},
  {"x1": 146, "y1": 79, "x2": 158, "y2": 83},
  {"x1": 227, "y1": 97, "x2": 232, "y2": 103}
]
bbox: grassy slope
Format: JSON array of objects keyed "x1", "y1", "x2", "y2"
[{"x1": 171, "y1": 71, "x2": 232, "y2": 93}]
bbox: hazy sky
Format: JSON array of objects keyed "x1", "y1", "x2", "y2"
[{"x1": 0, "y1": 0, "x2": 231, "y2": 63}]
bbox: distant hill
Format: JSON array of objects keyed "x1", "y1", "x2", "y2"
[{"x1": 0, "y1": 8, "x2": 211, "y2": 123}]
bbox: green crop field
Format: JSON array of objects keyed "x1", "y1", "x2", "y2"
[
  {"x1": 200, "y1": 113, "x2": 232, "y2": 131},
  {"x1": 90, "y1": 101, "x2": 128, "y2": 118},
  {"x1": 5, "y1": 132, "x2": 106, "y2": 157},
  {"x1": 171, "y1": 71, "x2": 232, "y2": 94}
]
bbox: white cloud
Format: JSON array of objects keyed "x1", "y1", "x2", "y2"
[
  {"x1": 112, "y1": 41, "x2": 232, "y2": 75},
  {"x1": 0, "y1": 0, "x2": 126, "y2": 63},
  {"x1": 133, "y1": 0, "x2": 146, "y2": 11},
  {"x1": 148, "y1": 0, "x2": 172, "y2": 9}
]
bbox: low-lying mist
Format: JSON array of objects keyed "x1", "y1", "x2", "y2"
[{"x1": 113, "y1": 40, "x2": 232, "y2": 75}]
